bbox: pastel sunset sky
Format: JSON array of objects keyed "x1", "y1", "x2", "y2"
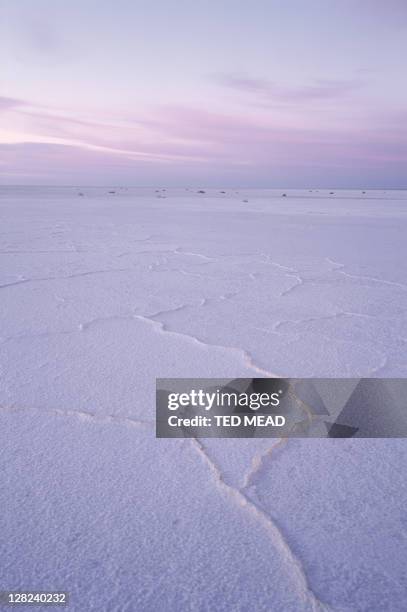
[{"x1": 1, "y1": 0, "x2": 406, "y2": 187}]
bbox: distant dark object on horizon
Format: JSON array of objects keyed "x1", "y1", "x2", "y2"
[
  {"x1": 78, "y1": 192, "x2": 84, "y2": 197},
  {"x1": 220, "y1": 191, "x2": 226, "y2": 194},
  {"x1": 330, "y1": 192, "x2": 334, "y2": 195},
  {"x1": 197, "y1": 190, "x2": 206, "y2": 193},
  {"x1": 108, "y1": 191, "x2": 116, "y2": 194},
  {"x1": 282, "y1": 193, "x2": 287, "y2": 197},
  {"x1": 242, "y1": 199, "x2": 248, "y2": 203}
]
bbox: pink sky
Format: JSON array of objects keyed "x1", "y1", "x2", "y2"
[{"x1": 1, "y1": 0, "x2": 406, "y2": 187}]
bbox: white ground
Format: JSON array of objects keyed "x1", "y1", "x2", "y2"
[{"x1": 1, "y1": 186, "x2": 407, "y2": 611}]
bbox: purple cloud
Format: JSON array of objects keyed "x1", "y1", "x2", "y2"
[
  {"x1": 216, "y1": 74, "x2": 363, "y2": 103},
  {"x1": 0, "y1": 96, "x2": 25, "y2": 111}
]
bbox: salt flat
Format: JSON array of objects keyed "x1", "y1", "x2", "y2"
[{"x1": 1, "y1": 187, "x2": 407, "y2": 611}]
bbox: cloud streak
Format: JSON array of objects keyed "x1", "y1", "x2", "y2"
[
  {"x1": 0, "y1": 96, "x2": 25, "y2": 111},
  {"x1": 216, "y1": 74, "x2": 363, "y2": 104}
]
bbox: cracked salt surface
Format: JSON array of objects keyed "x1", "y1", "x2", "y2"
[{"x1": 1, "y1": 187, "x2": 407, "y2": 611}]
